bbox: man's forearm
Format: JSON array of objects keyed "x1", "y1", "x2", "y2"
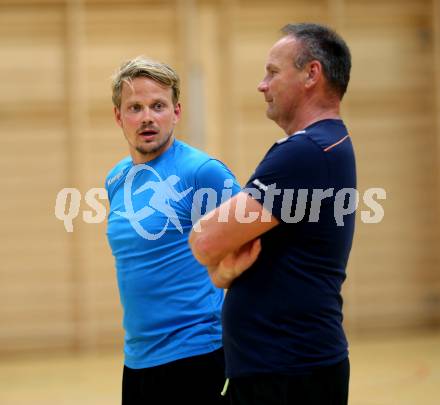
[{"x1": 189, "y1": 192, "x2": 277, "y2": 267}]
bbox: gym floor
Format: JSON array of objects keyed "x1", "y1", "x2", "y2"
[{"x1": 0, "y1": 330, "x2": 439, "y2": 404}]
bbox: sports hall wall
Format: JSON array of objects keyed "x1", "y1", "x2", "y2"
[{"x1": 1, "y1": 0, "x2": 439, "y2": 354}]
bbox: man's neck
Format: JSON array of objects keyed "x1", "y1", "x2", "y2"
[
  {"x1": 285, "y1": 108, "x2": 341, "y2": 135},
  {"x1": 283, "y1": 91, "x2": 341, "y2": 135}
]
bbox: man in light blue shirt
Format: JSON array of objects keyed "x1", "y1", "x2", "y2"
[{"x1": 106, "y1": 56, "x2": 239, "y2": 404}]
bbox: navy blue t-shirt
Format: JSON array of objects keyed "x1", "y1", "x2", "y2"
[{"x1": 222, "y1": 119, "x2": 356, "y2": 378}]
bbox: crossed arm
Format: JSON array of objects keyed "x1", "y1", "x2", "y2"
[{"x1": 189, "y1": 191, "x2": 279, "y2": 288}]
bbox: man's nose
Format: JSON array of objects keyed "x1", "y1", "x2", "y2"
[
  {"x1": 257, "y1": 81, "x2": 268, "y2": 92},
  {"x1": 141, "y1": 108, "x2": 154, "y2": 124}
]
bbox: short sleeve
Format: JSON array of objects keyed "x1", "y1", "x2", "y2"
[
  {"x1": 244, "y1": 136, "x2": 329, "y2": 222},
  {"x1": 193, "y1": 159, "x2": 241, "y2": 217}
]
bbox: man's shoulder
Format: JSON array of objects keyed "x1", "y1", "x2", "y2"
[
  {"x1": 105, "y1": 156, "x2": 132, "y2": 189},
  {"x1": 174, "y1": 140, "x2": 212, "y2": 161},
  {"x1": 300, "y1": 119, "x2": 350, "y2": 152},
  {"x1": 173, "y1": 140, "x2": 221, "y2": 173},
  {"x1": 172, "y1": 140, "x2": 238, "y2": 191}
]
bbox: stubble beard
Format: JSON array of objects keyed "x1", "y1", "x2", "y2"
[{"x1": 135, "y1": 131, "x2": 173, "y2": 156}]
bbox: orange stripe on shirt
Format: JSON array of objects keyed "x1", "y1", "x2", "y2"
[{"x1": 323, "y1": 135, "x2": 350, "y2": 152}]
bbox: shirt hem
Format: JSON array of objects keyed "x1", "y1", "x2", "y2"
[{"x1": 124, "y1": 342, "x2": 223, "y2": 370}]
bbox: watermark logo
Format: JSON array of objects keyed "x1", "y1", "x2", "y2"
[
  {"x1": 114, "y1": 164, "x2": 192, "y2": 240},
  {"x1": 54, "y1": 187, "x2": 107, "y2": 232},
  {"x1": 54, "y1": 169, "x2": 386, "y2": 237}
]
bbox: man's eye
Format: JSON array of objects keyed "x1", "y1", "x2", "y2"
[
  {"x1": 130, "y1": 104, "x2": 142, "y2": 112},
  {"x1": 153, "y1": 103, "x2": 163, "y2": 110}
]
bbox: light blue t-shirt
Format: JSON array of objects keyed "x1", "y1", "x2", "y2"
[{"x1": 105, "y1": 140, "x2": 240, "y2": 369}]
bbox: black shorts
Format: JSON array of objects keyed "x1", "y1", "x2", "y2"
[
  {"x1": 228, "y1": 358, "x2": 350, "y2": 405},
  {"x1": 122, "y1": 348, "x2": 228, "y2": 405}
]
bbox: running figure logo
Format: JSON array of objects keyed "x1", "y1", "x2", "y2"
[{"x1": 115, "y1": 164, "x2": 192, "y2": 240}]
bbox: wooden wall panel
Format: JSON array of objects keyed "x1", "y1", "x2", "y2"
[
  {"x1": 0, "y1": 3, "x2": 75, "y2": 352},
  {"x1": 342, "y1": 0, "x2": 440, "y2": 332}
]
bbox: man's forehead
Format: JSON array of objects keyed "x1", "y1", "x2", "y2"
[
  {"x1": 268, "y1": 36, "x2": 298, "y2": 57},
  {"x1": 265, "y1": 36, "x2": 298, "y2": 68},
  {"x1": 120, "y1": 77, "x2": 172, "y2": 99},
  {"x1": 122, "y1": 77, "x2": 168, "y2": 90}
]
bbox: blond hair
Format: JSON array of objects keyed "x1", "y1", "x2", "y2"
[{"x1": 111, "y1": 56, "x2": 180, "y2": 108}]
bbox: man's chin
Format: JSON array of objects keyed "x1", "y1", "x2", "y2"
[
  {"x1": 136, "y1": 139, "x2": 170, "y2": 156},
  {"x1": 136, "y1": 144, "x2": 159, "y2": 155},
  {"x1": 266, "y1": 108, "x2": 276, "y2": 121}
]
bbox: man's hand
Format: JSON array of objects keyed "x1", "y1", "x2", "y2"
[{"x1": 208, "y1": 238, "x2": 262, "y2": 288}]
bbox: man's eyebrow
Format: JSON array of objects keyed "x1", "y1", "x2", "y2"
[
  {"x1": 126, "y1": 97, "x2": 169, "y2": 105},
  {"x1": 150, "y1": 97, "x2": 170, "y2": 105}
]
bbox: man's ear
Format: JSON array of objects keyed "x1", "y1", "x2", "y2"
[
  {"x1": 304, "y1": 60, "x2": 322, "y2": 89},
  {"x1": 173, "y1": 102, "x2": 182, "y2": 124},
  {"x1": 114, "y1": 106, "x2": 122, "y2": 128}
]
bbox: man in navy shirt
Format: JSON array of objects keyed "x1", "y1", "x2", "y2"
[
  {"x1": 190, "y1": 23, "x2": 355, "y2": 405},
  {"x1": 106, "y1": 56, "x2": 240, "y2": 404}
]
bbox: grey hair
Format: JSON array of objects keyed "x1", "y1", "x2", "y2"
[{"x1": 281, "y1": 23, "x2": 351, "y2": 98}]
